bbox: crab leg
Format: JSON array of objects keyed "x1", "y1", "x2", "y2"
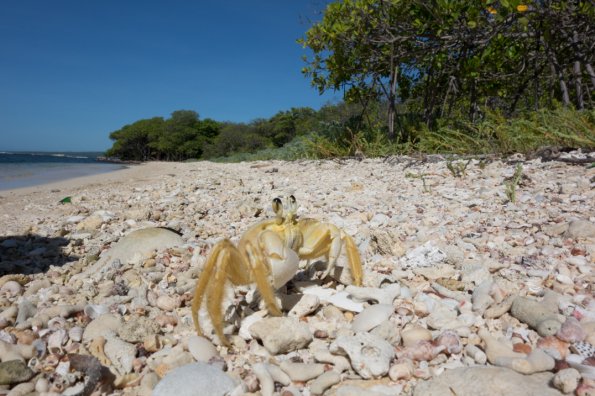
[
  {"x1": 191, "y1": 239, "x2": 251, "y2": 344},
  {"x1": 341, "y1": 232, "x2": 363, "y2": 286},
  {"x1": 298, "y1": 222, "x2": 363, "y2": 286},
  {"x1": 244, "y1": 239, "x2": 282, "y2": 316}
]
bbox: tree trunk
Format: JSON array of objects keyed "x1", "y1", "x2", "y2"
[
  {"x1": 572, "y1": 31, "x2": 584, "y2": 109},
  {"x1": 585, "y1": 63, "x2": 595, "y2": 94},
  {"x1": 542, "y1": 37, "x2": 570, "y2": 106},
  {"x1": 387, "y1": 64, "x2": 398, "y2": 141}
]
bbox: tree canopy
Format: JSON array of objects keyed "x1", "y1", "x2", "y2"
[{"x1": 300, "y1": 0, "x2": 595, "y2": 140}]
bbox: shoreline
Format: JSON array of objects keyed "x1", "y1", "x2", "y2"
[{"x1": 0, "y1": 157, "x2": 593, "y2": 394}]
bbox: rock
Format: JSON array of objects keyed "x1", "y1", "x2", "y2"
[
  {"x1": 310, "y1": 370, "x2": 341, "y2": 395},
  {"x1": 400, "y1": 241, "x2": 447, "y2": 268},
  {"x1": 83, "y1": 314, "x2": 122, "y2": 343},
  {"x1": 152, "y1": 363, "x2": 237, "y2": 396},
  {"x1": 510, "y1": 296, "x2": 564, "y2": 336},
  {"x1": 369, "y1": 320, "x2": 401, "y2": 346},
  {"x1": 186, "y1": 336, "x2": 218, "y2": 362},
  {"x1": 287, "y1": 294, "x2": 320, "y2": 317},
  {"x1": 249, "y1": 317, "x2": 312, "y2": 354},
  {"x1": 552, "y1": 368, "x2": 581, "y2": 394},
  {"x1": 76, "y1": 214, "x2": 104, "y2": 231},
  {"x1": 345, "y1": 283, "x2": 401, "y2": 305},
  {"x1": 118, "y1": 315, "x2": 161, "y2": 343},
  {"x1": 72, "y1": 227, "x2": 184, "y2": 282},
  {"x1": 351, "y1": 304, "x2": 393, "y2": 332},
  {"x1": 330, "y1": 332, "x2": 395, "y2": 379},
  {"x1": 252, "y1": 363, "x2": 274, "y2": 396},
  {"x1": 0, "y1": 360, "x2": 34, "y2": 385},
  {"x1": 479, "y1": 329, "x2": 555, "y2": 374},
  {"x1": 413, "y1": 366, "x2": 562, "y2": 396},
  {"x1": 556, "y1": 317, "x2": 586, "y2": 343},
  {"x1": 401, "y1": 325, "x2": 432, "y2": 348},
  {"x1": 103, "y1": 331, "x2": 136, "y2": 375},
  {"x1": 279, "y1": 361, "x2": 325, "y2": 382},
  {"x1": 565, "y1": 220, "x2": 595, "y2": 239}
]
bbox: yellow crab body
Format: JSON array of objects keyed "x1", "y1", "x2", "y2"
[{"x1": 191, "y1": 196, "x2": 363, "y2": 345}]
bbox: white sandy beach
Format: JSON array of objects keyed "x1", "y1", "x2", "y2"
[{"x1": 0, "y1": 157, "x2": 594, "y2": 395}]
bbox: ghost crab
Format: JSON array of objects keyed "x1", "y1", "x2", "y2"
[{"x1": 191, "y1": 195, "x2": 363, "y2": 345}]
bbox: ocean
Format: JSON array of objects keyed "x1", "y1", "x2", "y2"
[{"x1": 0, "y1": 152, "x2": 126, "y2": 191}]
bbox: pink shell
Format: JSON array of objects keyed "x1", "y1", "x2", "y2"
[
  {"x1": 435, "y1": 331, "x2": 462, "y2": 355},
  {"x1": 536, "y1": 336, "x2": 569, "y2": 359},
  {"x1": 556, "y1": 317, "x2": 586, "y2": 343},
  {"x1": 398, "y1": 340, "x2": 445, "y2": 361}
]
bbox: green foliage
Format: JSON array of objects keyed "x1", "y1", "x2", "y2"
[
  {"x1": 446, "y1": 159, "x2": 471, "y2": 178},
  {"x1": 504, "y1": 164, "x2": 524, "y2": 203},
  {"x1": 417, "y1": 107, "x2": 595, "y2": 155},
  {"x1": 301, "y1": 0, "x2": 595, "y2": 140},
  {"x1": 106, "y1": 111, "x2": 220, "y2": 161}
]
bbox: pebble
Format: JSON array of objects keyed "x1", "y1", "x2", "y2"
[
  {"x1": 249, "y1": 317, "x2": 312, "y2": 354},
  {"x1": 0, "y1": 360, "x2": 34, "y2": 385},
  {"x1": 186, "y1": 336, "x2": 218, "y2": 362},
  {"x1": 552, "y1": 368, "x2": 581, "y2": 394},
  {"x1": 331, "y1": 332, "x2": 395, "y2": 379},
  {"x1": 310, "y1": 370, "x2": 341, "y2": 395},
  {"x1": 152, "y1": 363, "x2": 237, "y2": 396},
  {"x1": 279, "y1": 361, "x2": 325, "y2": 382},
  {"x1": 1, "y1": 156, "x2": 593, "y2": 395},
  {"x1": 413, "y1": 366, "x2": 563, "y2": 396},
  {"x1": 351, "y1": 304, "x2": 393, "y2": 332},
  {"x1": 510, "y1": 295, "x2": 564, "y2": 336}
]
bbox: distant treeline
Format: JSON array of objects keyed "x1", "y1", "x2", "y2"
[
  {"x1": 107, "y1": 0, "x2": 595, "y2": 161},
  {"x1": 105, "y1": 103, "x2": 371, "y2": 161}
]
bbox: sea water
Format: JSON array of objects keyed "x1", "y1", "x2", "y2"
[{"x1": 0, "y1": 152, "x2": 126, "y2": 190}]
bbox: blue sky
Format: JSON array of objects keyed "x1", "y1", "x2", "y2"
[{"x1": 0, "y1": 1, "x2": 338, "y2": 151}]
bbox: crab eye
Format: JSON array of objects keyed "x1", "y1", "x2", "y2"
[
  {"x1": 272, "y1": 197, "x2": 283, "y2": 214},
  {"x1": 289, "y1": 195, "x2": 296, "y2": 204}
]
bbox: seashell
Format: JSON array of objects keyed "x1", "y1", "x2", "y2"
[
  {"x1": 156, "y1": 295, "x2": 179, "y2": 311},
  {"x1": 536, "y1": 336, "x2": 566, "y2": 361},
  {"x1": 435, "y1": 331, "x2": 462, "y2": 354},
  {"x1": 388, "y1": 360, "x2": 414, "y2": 381},
  {"x1": 395, "y1": 301, "x2": 414, "y2": 316},
  {"x1": 570, "y1": 341, "x2": 595, "y2": 358},
  {"x1": 84, "y1": 304, "x2": 109, "y2": 320},
  {"x1": 556, "y1": 317, "x2": 587, "y2": 343},
  {"x1": 47, "y1": 329, "x2": 68, "y2": 354},
  {"x1": 398, "y1": 340, "x2": 445, "y2": 361},
  {"x1": 0, "y1": 280, "x2": 23, "y2": 297},
  {"x1": 44, "y1": 353, "x2": 61, "y2": 368},
  {"x1": 68, "y1": 326, "x2": 83, "y2": 343},
  {"x1": 155, "y1": 314, "x2": 178, "y2": 328},
  {"x1": 47, "y1": 316, "x2": 67, "y2": 331},
  {"x1": 401, "y1": 325, "x2": 432, "y2": 348}
]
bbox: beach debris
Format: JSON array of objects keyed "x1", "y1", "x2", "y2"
[{"x1": 0, "y1": 156, "x2": 593, "y2": 395}]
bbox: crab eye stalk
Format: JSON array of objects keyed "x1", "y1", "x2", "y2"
[
  {"x1": 272, "y1": 197, "x2": 283, "y2": 217},
  {"x1": 287, "y1": 195, "x2": 298, "y2": 215}
]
